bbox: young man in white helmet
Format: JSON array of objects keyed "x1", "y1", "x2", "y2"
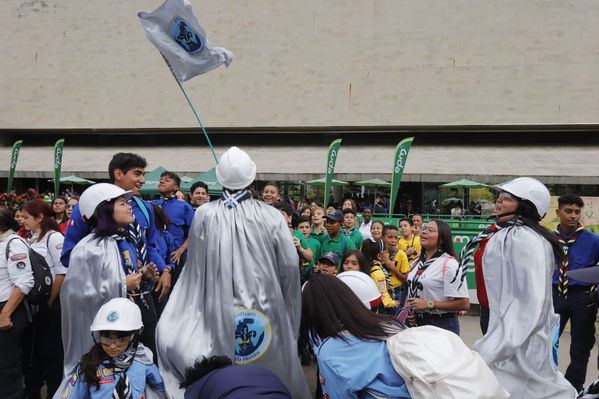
[
  {"x1": 155, "y1": 147, "x2": 310, "y2": 399},
  {"x1": 54, "y1": 298, "x2": 166, "y2": 399},
  {"x1": 471, "y1": 177, "x2": 577, "y2": 398},
  {"x1": 60, "y1": 183, "x2": 158, "y2": 374}
]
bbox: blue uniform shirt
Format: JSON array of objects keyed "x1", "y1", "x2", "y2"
[
  {"x1": 313, "y1": 334, "x2": 411, "y2": 399},
  {"x1": 61, "y1": 199, "x2": 168, "y2": 271},
  {"x1": 152, "y1": 197, "x2": 194, "y2": 250},
  {"x1": 154, "y1": 228, "x2": 177, "y2": 271},
  {"x1": 64, "y1": 359, "x2": 165, "y2": 399},
  {"x1": 552, "y1": 228, "x2": 599, "y2": 286}
]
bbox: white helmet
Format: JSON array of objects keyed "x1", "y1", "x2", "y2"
[
  {"x1": 79, "y1": 183, "x2": 133, "y2": 222},
  {"x1": 494, "y1": 177, "x2": 550, "y2": 219},
  {"x1": 216, "y1": 147, "x2": 256, "y2": 190},
  {"x1": 337, "y1": 271, "x2": 382, "y2": 310},
  {"x1": 90, "y1": 298, "x2": 143, "y2": 332}
]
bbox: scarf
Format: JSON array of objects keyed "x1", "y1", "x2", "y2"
[
  {"x1": 554, "y1": 223, "x2": 584, "y2": 297},
  {"x1": 342, "y1": 227, "x2": 354, "y2": 239},
  {"x1": 124, "y1": 219, "x2": 148, "y2": 266},
  {"x1": 105, "y1": 342, "x2": 138, "y2": 399},
  {"x1": 407, "y1": 250, "x2": 444, "y2": 302},
  {"x1": 221, "y1": 190, "x2": 251, "y2": 208},
  {"x1": 373, "y1": 260, "x2": 396, "y2": 300}
]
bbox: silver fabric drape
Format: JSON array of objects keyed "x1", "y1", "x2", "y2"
[
  {"x1": 473, "y1": 225, "x2": 577, "y2": 398},
  {"x1": 156, "y1": 198, "x2": 310, "y2": 398},
  {"x1": 60, "y1": 234, "x2": 127, "y2": 374}
]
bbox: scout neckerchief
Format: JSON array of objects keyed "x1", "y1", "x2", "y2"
[
  {"x1": 452, "y1": 218, "x2": 523, "y2": 290},
  {"x1": 105, "y1": 340, "x2": 139, "y2": 399},
  {"x1": 372, "y1": 259, "x2": 396, "y2": 300},
  {"x1": 342, "y1": 226, "x2": 354, "y2": 239},
  {"x1": 407, "y1": 250, "x2": 444, "y2": 302},
  {"x1": 221, "y1": 190, "x2": 250, "y2": 208},
  {"x1": 124, "y1": 219, "x2": 148, "y2": 266},
  {"x1": 555, "y1": 223, "x2": 584, "y2": 297},
  {"x1": 156, "y1": 195, "x2": 177, "y2": 208},
  {"x1": 111, "y1": 234, "x2": 145, "y2": 296}
]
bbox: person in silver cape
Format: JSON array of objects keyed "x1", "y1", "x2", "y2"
[
  {"x1": 155, "y1": 147, "x2": 310, "y2": 399},
  {"x1": 472, "y1": 177, "x2": 577, "y2": 398}
]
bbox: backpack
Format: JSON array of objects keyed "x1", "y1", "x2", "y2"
[
  {"x1": 6, "y1": 234, "x2": 53, "y2": 305},
  {"x1": 386, "y1": 326, "x2": 509, "y2": 399}
]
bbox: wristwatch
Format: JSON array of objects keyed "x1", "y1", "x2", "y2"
[{"x1": 426, "y1": 300, "x2": 435, "y2": 310}]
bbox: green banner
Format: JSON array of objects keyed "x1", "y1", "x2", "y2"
[
  {"x1": 53, "y1": 138, "x2": 65, "y2": 197},
  {"x1": 6, "y1": 140, "x2": 23, "y2": 193},
  {"x1": 323, "y1": 138, "x2": 342, "y2": 209},
  {"x1": 389, "y1": 137, "x2": 414, "y2": 216}
]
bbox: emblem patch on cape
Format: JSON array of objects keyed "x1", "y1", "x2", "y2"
[
  {"x1": 16, "y1": 261, "x2": 26, "y2": 270},
  {"x1": 234, "y1": 309, "x2": 272, "y2": 364},
  {"x1": 167, "y1": 16, "x2": 205, "y2": 56}
]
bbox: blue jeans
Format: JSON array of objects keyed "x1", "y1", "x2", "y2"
[{"x1": 415, "y1": 312, "x2": 460, "y2": 335}]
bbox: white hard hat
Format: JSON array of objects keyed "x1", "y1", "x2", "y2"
[
  {"x1": 90, "y1": 298, "x2": 143, "y2": 332},
  {"x1": 337, "y1": 271, "x2": 382, "y2": 310},
  {"x1": 216, "y1": 147, "x2": 256, "y2": 190},
  {"x1": 79, "y1": 183, "x2": 133, "y2": 221},
  {"x1": 494, "y1": 177, "x2": 550, "y2": 218}
]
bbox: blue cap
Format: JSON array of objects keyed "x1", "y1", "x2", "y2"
[
  {"x1": 318, "y1": 252, "x2": 339, "y2": 265},
  {"x1": 325, "y1": 209, "x2": 344, "y2": 223}
]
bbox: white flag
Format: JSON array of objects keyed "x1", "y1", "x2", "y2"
[{"x1": 138, "y1": 0, "x2": 233, "y2": 82}]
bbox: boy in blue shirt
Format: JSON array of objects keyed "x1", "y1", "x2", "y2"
[
  {"x1": 153, "y1": 171, "x2": 195, "y2": 284},
  {"x1": 552, "y1": 194, "x2": 599, "y2": 392}
]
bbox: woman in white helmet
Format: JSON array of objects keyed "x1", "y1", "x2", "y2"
[
  {"x1": 471, "y1": 177, "x2": 577, "y2": 398},
  {"x1": 53, "y1": 298, "x2": 166, "y2": 399},
  {"x1": 60, "y1": 183, "x2": 158, "y2": 374}
]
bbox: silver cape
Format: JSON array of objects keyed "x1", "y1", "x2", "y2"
[
  {"x1": 60, "y1": 234, "x2": 127, "y2": 374},
  {"x1": 473, "y1": 225, "x2": 576, "y2": 398},
  {"x1": 156, "y1": 198, "x2": 310, "y2": 399}
]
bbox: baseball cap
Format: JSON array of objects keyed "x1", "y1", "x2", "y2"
[
  {"x1": 325, "y1": 209, "x2": 344, "y2": 223},
  {"x1": 318, "y1": 252, "x2": 339, "y2": 265}
]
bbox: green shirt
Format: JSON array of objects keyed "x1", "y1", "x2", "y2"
[
  {"x1": 320, "y1": 233, "x2": 356, "y2": 267},
  {"x1": 310, "y1": 229, "x2": 328, "y2": 244},
  {"x1": 342, "y1": 228, "x2": 364, "y2": 250},
  {"x1": 298, "y1": 234, "x2": 322, "y2": 282}
]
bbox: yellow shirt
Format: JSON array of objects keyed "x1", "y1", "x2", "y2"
[
  {"x1": 390, "y1": 249, "x2": 410, "y2": 288},
  {"x1": 398, "y1": 235, "x2": 421, "y2": 262},
  {"x1": 370, "y1": 263, "x2": 396, "y2": 308}
]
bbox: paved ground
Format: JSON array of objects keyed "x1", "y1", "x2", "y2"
[{"x1": 301, "y1": 314, "x2": 599, "y2": 395}]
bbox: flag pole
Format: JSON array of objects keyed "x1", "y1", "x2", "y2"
[{"x1": 161, "y1": 54, "x2": 219, "y2": 164}]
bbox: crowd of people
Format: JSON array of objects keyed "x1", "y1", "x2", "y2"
[{"x1": 1, "y1": 149, "x2": 599, "y2": 398}]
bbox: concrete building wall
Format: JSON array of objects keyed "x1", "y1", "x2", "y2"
[{"x1": 1, "y1": 0, "x2": 599, "y2": 129}]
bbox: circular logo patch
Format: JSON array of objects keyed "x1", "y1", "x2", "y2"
[
  {"x1": 16, "y1": 261, "x2": 26, "y2": 270},
  {"x1": 106, "y1": 311, "x2": 119, "y2": 323},
  {"x1": 45, "y1": 276, "x2": 52, "y2": 285},
  {"x1": 234, "y1": 309, "x2": 272, "y2": 364}
]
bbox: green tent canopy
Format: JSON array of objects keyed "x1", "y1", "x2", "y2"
[
  {"x1": 140, "y1": 166, "x2": 167, "y2": 195},
  {"x1": 354, "y1": 178, "x2": 391, "y2": 188},
  {"x1": 441, "y1": 197, "x2": 463, "y2": 204},
  {"x1": 48, "y1": 175, "x2": 96, "y2": 185},
  {"x1": 305, "y1": 178, "x2": 349, "y2": 186},
  {"x1": 440, "y1": 179, "x2": 488, "y2": 189},
  {"x1": 180, "y1": 168, "x2": 222, "y2": 194}
]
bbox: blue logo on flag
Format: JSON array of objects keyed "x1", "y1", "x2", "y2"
[
  {"x1": 167, "y1": 16, "x2": 205, "y2": 56},
  {"x1": 234, "y1": 309, "x2": 272, "y2": 364}
]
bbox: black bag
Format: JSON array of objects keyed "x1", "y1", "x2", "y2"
[{"x1": 5, "y1": 235, "x2": 53, "y2": 305}]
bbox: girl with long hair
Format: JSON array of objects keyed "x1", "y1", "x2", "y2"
[
  {"x1": 52, "y1": 196, "x2": 69, "y2": 232},
  {"x1": 405, "y1": 220, "x2": 469, "y2": 335},
  {"x1": 303, "y1": 273, "x2": 411, "y2": 399},
  {"x1": 361, "y1": 239, "x2": 398, "y2": 311},
  {"x1": 471, "y1": 178, "x2": 576, "y2": 398},
  {"x1": 54, "y1": 298, "x2": 165, "y2": 398},
  {"x1": 21, "y1": 199, "x2": 67, "y2": 398}
]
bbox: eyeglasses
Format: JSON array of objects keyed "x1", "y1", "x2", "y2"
[
  {"x1": 497, "y1": 192, "x2": 516, "y2": 202},
  {"x1": 420, "y1": 225, "x2": 437, "y2": 233},
  {"x1": 99, "y1": 335, "x2": 132, "y2": 346}
]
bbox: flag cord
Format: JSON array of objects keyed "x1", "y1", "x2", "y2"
[{"x1": 176, "y1": 80, "x2": 219, "y2": 165}]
